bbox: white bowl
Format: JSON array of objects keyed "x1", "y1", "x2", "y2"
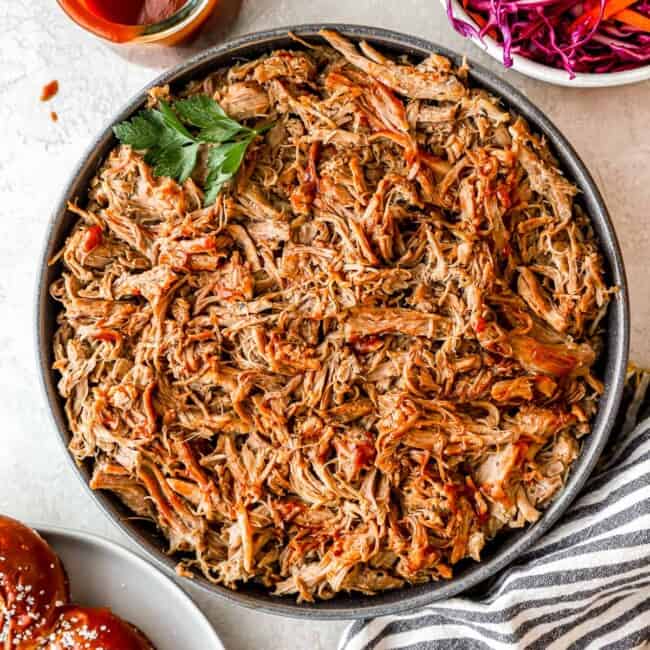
[
  {"x1": 35, "y1": 525, "x2": 224, "y2": 650},
  {"x1": 442, "y1": 0, "x2": 650, "y2": 87}
]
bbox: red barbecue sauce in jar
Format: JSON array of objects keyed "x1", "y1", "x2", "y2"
[
  {"x1": 85, "y1": 0, "x2": 187, "y2": 25},
  {"x1": 58, "y1": 0, "x2": 219, "y2": 44}
]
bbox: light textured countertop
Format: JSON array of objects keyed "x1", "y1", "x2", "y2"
[{"x1": 1, "y1": 1, "x2": 649, "y2": 648}]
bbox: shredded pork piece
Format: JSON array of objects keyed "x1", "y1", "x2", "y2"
[{"x1": 51, "y1": 31, "x2": 611, "y2": 602}]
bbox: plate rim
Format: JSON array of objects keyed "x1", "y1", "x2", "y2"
[
  {"x1": 35, "y1": 23, "x2": 630, "y2": 620},
  {"x1": 32, "y1": 523, "x2": 224, "y2": 649}
]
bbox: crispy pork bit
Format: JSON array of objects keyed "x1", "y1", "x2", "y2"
[
  {"x1": 320, "y1": 30, "x2": 466, "y2": 102},
  {"x1": 51, "y1": 31, "x2": 610, "y2": 602},
  {"x1": 220, "y1": 82, "x2": 270, "y2": 120}
]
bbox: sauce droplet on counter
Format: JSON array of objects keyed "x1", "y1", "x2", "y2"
[{"x1": 40, "y1": 80, "x2": 59, "y2": 102}]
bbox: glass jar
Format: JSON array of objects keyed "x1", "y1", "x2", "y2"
[{"x1": 57, "y1": 0, "x2": 220, "y2": 45}]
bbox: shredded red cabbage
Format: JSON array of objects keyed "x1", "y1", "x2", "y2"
[{"x1": 446, "y1": 0, "x2": 650, "y2": 77}]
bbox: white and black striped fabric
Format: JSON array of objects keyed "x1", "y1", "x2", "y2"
[{"x1": 340, "y1": 375, "x2": 650, "y2": 650}]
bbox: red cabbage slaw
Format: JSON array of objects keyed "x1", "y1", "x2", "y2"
[{"x1": 446, "y1": 0, "x2": 650, "y2": 77}]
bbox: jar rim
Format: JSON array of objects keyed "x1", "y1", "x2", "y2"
[
  {"x1": 56, "y1": 0, "x2": 211, "y2": 43},
  {"x1": 140, "y1": 0, "x2": 206, "y2": 36}
]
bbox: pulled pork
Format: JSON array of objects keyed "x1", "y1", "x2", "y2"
[{"x1": 50, "y1": 31, "x2": 612, "y2": 602}]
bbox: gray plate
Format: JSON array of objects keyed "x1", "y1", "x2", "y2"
[
  {"x1": 36, "y1": 24, "x2": 630, "y2": 620},
  {"x1": 35, "y1": 525, "x2": 223, "y2": 648}
]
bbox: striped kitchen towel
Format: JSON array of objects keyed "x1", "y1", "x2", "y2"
[{"x1": 340, "y1": 371, "x2": 650, "y2": 650}]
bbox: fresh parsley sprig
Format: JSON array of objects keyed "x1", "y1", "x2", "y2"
[{"x1": 113, "y1": 95, "x2": 269, "y2": 206}]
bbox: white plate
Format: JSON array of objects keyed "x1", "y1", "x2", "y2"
[
  {"x1": 35, "y1": 525, "x2": 224, "y2": 650},
  {"x1": 442, "y1": 0, "x2": 650, "y2": 87}
]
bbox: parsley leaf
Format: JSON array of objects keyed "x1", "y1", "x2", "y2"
[
  {"x1": 157, "y1": 100, "x2": 195, "y2": 141},
  {"x1": 212, "y1": 138, "x2": 253, "y2": 174},
  {"x1": 174, "y1": 95, "x2": 227, "y2": 128},
  {"x1": 175, "y1": 95, "x2": 249, "y2": 143},
  {"x1": 112, "y1": 113, "x2": 162, "y2": 150},
  {"x1": 150, "y1": 142, "x2": 199, "y2": 184},
  {"x1": 203, "y1": 169, "x2": 233, "y2": 207},
  {"x1": 113, "y1": 94, "x2": 269, "y2": 206},
  {"x1": 199, "y1": 123, "x2": 246, "y2": 144},
  {"x1": 202, "y1": 138, "x2": 254, "y2": 205}
]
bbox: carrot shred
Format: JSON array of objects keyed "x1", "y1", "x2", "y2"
[
  {"x1": 614, "y1": 8, "x2": 650, "y2": 31},
  {"x1": 572, "y1": 0, "x2": 638, "y2": 30},
  {"x1": 467, "y1": 9, "x2": 498, "y2": 40}
]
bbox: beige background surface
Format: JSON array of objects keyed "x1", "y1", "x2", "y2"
[{"x1": 0, "y1": 1, "x2": 649, "y2": 648}]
